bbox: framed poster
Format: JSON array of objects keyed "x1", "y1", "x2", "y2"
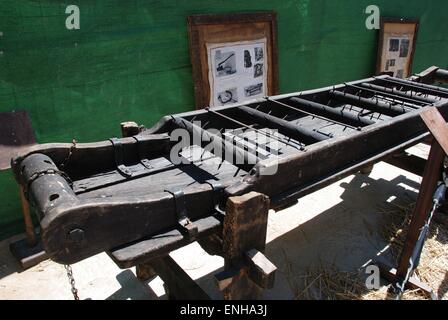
[
  {"x1": 376, "y1": 18, "x2": 419, "y2": 78},
  {"x1": 187, "y1": 12, "x2": 278, "y2": 109}
]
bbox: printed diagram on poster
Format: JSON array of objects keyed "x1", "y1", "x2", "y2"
[
  {"x1": 383, "y1": 36, "x2": 411, "y2": 78},
  {"x1": 376, "y1": 18, "x2": 418, "y2": 79},
  {"x1": 207, "y1": 39, "x2": 268, "y2": 107}
]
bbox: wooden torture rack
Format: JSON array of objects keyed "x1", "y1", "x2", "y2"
[{"x1": 8, "y1": 66, "x2": 448, "y2": 299}]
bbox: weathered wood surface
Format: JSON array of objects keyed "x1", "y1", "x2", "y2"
[
  {"x1": 220, "y1": 192, "x2": 274, "y2": 300},
  {"x1": 109, "y1": 215, "x2": 222, "y2": 268},
  {"x1": 120, "y1": 121, "x2": 141, "y2": 138},
  {"x1": 420, "y1": 107, "x2": 448, "y2": 154},
  {"x1": 19, "y1": 185, "x2": 36, "y2": 246}
]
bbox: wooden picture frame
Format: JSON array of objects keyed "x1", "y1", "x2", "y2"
[
  {"x1": 376, "y1": 18, "x2": 419, "y2": 78},
  {"x1": 187, "y1": 12, "x2": 278, "y2": 109}
]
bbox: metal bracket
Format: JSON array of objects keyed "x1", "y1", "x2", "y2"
[
  {"x1": 164, "y1": 187, "x2": 198, "y2": 239},
  {"x1": 132, "y1": 135, "x2": 153, "y2": 170},
  {"x1": 205, "y1": 180, "x2": 225, "y2": 216},
  {"x1": 109, "y1": 138, "x2": 133, "y2": 178},
  {"x1": 140, "y1": 159, "x2": 153, "y2": 169}
]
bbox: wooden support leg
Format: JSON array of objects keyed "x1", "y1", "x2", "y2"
[
  {"x1": 381, "y1": 108, "x2": 448, "y2": 298},
  {"x1": 396, "y1": 140, "x2": 444, "y2": 280},
  {"x1": 360, "y1": 164, "x2": 374, "y2": 175},
  {"x1": 136, "y1": 263, "x2": 156, "y2": 281},
  {"x1": 381, "y1": 140, "x2": 443, "y2": 299},
  {"x1": 20, "y1": 185, "x2": 36, "y2": 246},
  {"x1": 9, "y1": 186, "x2": 48, "y2": 269},
  {"x1": 215, "y1": 192, "x2": 277, "y2": 300}
]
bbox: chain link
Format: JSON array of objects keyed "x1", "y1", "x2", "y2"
[
  {"x1": 60, "y1": 139, "x2": 77, "y2": 169},
  {"x1": 64, "y1": 264, "x2": 80, "y2": 300}
]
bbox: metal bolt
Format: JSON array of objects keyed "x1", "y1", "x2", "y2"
[{"x1": 68, "y1": 229, "x2": 84, "y2": 243}]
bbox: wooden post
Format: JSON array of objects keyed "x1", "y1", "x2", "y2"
[
  {"x1": 136, "y1": 263, "x2": 156, "y2": 281},
  {"x1": 120, "y1": 121, "x2": 141, "y2": 138},
  {"x1": 19, "y1": 185, "x2": 36, "y2": 246},
  {"x1": 9, "y1": 185, "x2": 48, "y2": 269},
  {"x1": 380, "y1": 108, "x2": 448, "y2": 298},
  {"x1": 397, "y1": 108, "x2": 448, "y2": 278},
  {"x1": 216, "y1": 191, "x2": 277, "y2": 300},
  {"x1": 396, "y1": 140, "x2": 444, "y2": 278}
]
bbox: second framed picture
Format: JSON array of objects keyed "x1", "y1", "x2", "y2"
[{"x1": 376, "y1": 18, "x2": 419, "y2": 78}]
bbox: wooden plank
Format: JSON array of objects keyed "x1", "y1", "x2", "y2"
[
  {"x1": 9, "y1": 235, "x2": 48, "y2": 269},
  {"x1": 11, "y1": 134, "x2": 171, "y2": 181},
  {"x1": 420, "y1": 107, "x2": 448, "y2": 154},
  {"x1": 109, "y1": 216, "x2": 222, "y2": 268}
]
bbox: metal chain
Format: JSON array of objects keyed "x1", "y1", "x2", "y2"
[
  {"x1": 60, "y1": 139, "x2": 77, "y2": 169},
  {"x1": 64, "y1": 264, "x2": 80, "y2": 300}
]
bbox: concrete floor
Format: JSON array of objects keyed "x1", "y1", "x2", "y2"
[{"x1": 0, "y1": 145, "x2": 432, "y2": 300}]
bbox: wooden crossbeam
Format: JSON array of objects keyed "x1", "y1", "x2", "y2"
[{"x1": 420, "y1": 107, "x2": 448, "y2": 154}]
